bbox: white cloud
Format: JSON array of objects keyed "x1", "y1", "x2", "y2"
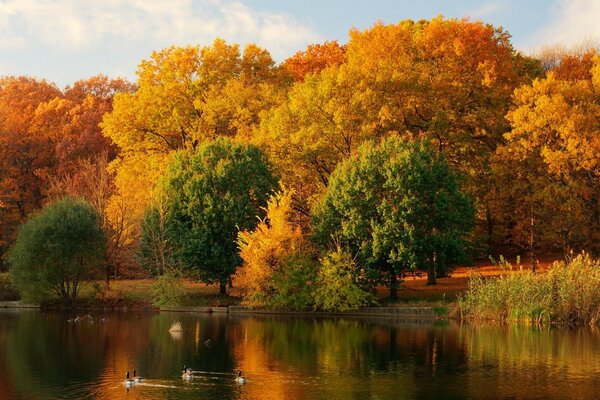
[
  {"x1": 528, "y1": 0, "x2": 600, "y2": 50},
  {"x1": 0, "y1": 0, "x2": 321, "y2": 59},
  {"x1": 467, "y1": 2, "x2": 504, "y2": 19}
]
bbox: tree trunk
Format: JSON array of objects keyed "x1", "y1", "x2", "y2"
[
  {"x1": 105, "y1": 264, "x2": 111, "y2": 289},
  {"x1": 427, "y1": 264, "x2": 437, "y2": 285},
  {"x1": 486, "y1": 204, "x2": 494, "y2": 250},
  {"x1": 219, "y1": 281, "x2": 227, "y2": 295},
  {"x1": 389, "y1": 267, "x2": 398, "y2": 300}
]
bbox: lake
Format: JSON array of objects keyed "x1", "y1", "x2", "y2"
[{"x1": 1, "y1": 309, "x2": 599, "y2": 399}]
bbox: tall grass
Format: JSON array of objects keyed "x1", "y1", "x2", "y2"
[{"x1": 458, "y1": 253, "x2": 600, "y2": 325}]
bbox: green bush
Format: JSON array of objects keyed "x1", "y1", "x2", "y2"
[
  {"x1": 0, "y1": 273, "x2": 20, "y2": 301},
  {"x1": 151, "y1": 269, "x2": 186, "y2": 307},
  {"x1": 266, "y1": 252, "x2": 317, "y2": 310},
  {"x1": 8, "y1": 196, "x2": 106, "y2": 304},
  {"x1": 313, "y1": 247, "x2": 374, "y2": 312},
  {"x1": 458, "y1": 253, "x2": 600, "y2": 325}
]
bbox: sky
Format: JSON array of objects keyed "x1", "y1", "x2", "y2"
[{"x1": 0, "y1": 0, "x2": 599, "y2": 89}]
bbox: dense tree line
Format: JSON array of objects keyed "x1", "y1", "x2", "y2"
[{"x1": 1, "y1": 17, "x2": 598, "y2": 305}]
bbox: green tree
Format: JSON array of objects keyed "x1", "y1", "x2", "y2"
[
  {"x1": 313, "y1": 137, "x2": 474, "y2": 296},
  {"x1": 8, "y1": 196, "x2": 106, "y2": 303},
  {"x1": 164, "y1": 138, "x2": 278, "y2": 294}
]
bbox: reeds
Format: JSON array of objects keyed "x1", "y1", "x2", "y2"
[{"x1": 458, "y1": 253, "x2": 600, "y2": 325}]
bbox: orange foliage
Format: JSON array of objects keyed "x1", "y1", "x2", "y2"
[{"x1": 281, "y1": 40, "x2": 347, "y2": 82}]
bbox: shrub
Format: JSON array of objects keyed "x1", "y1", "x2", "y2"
[
  {"x1": 266, "y1": 252, "x2": 318, "y2": 310},
  {"x1": 0, "y1": 273, "x2": 20, "y2": 301},
  {"x1": 8, "y1": 196, "x2": 106, "y2": 304},
  {"x1": 151, "y1": 268, "x2": 186, "y2": 307},
  {"x1": 313, "y1": 247, "x2": 374, "y2": 312},
  {"x1": 237, "y1": 188, "x2": 315, "y2": 309}
]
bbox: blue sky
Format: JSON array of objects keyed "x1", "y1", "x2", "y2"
[{"x1": 0, "y1": 0, "x2": 598, "y2": 88}]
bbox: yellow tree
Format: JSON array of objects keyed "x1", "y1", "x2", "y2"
[
  {"x1": 493, "y1": 57, "x2": 600, "y2": 257},
  {"x1": 258, "y1": 17, "x2": 537, "y2": 227},
  {"x1": 236, "y1": 188, "x2": 305, "y2": 305},
  {"x1": 102, "y1": 39, "x2": 284, "y2": 258}
]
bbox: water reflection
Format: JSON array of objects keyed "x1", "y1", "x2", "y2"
[{"x1": 1, "y1": 310, "x2": 600, "y2": 399}]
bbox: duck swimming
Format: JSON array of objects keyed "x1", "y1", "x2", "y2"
[
  {"x1": 133, "y1": 369, "x2": 142, "y2": 383},
  {"x1": 182, "y1": 365, "x2": 193, "y2": 380},
  {"x1": 235, "y1": 370, "x2": 246, "y2": 384},
  {"x1": 123, "y1": 371, "x2": 135, "y2": 387}
]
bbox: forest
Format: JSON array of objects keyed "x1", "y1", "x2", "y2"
[{"x1": 1, "y1": 17, "x2": 599, "y2": 309}]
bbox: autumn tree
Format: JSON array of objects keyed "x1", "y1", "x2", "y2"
[
  {"x1": 313, "y1": 137, "x2": 474, "y2": 292},
  {"x1": 8, "y1": 196, "x2": 106, "y2": 303},
  {"x1": 237, "y1": 188, "x2": 316, "y2": 308},
  {"x1": 0, "y1": 77, "x2": 63, "y2": 267},
  {"x1": 56, "y1": 75, "x2": 135, "y2": 175},
  {"x1": 258, "y1": 17, "x2": 537, "y2": 231},
  {"x1": 102, "y1": 40, "x2": 284, "y2": 256},
  {"x1": 281, "y1": 40, "x2": 347, "y2": 82},
  {"x1": 493, "y1": 56, "x2": 600, "y2": 257},
  {"x1": 163, "y1": 138, "x2": 278, "y2": 294},
  {"x1": 46, "y1": 152, "x2": 132, "y2": 284}
]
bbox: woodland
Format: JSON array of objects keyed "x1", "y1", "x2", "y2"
[{"x1": 1, "y1": 17, "x2": 599, "y2": 309}]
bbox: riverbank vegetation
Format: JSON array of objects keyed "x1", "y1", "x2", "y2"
[
  {"x1": 1, "y1": 17, "x2": 599, "y2": 313},
  {"x1": 458, "y1": 253, "x2": 600, "y2": 325}
]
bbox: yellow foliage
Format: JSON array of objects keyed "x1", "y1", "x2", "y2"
[{"x1": 236, "y1": 188, "x2": 304, "y2": 305}]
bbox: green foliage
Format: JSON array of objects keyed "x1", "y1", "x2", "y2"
[
  {"x1": 0, "y1": 273, "x2": 20, "y2": 301},
  {"x1": 313, "y1": 136, "x2": 475, "y2": 288},
  {"x1": 164, "y1": 137, "x2": 278, "y2": 293},
  {"x1": 313, "y1": 247, "x2": 373, "y2": 312},
  {"x1": 458, "y1": 253, "x2": 600, "y2": 325},
  {"x1": 266, "y1": 252, "x2": 318, "y2": 310},
  {"x1": 151, "y1": 268, "x2": 186, "y2": 307},
  {"x1": 8, "y1": 196, "x2": 106, "y2": 303}
]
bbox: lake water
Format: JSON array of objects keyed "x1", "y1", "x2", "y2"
[{"x1": 1, "y1": 310, "x2": 599, "y2": 399}]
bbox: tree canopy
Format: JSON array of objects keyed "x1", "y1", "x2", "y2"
[
  {"x1": 163, "y1": 138, "x2": 278, "y2": 293},
  {"x1": 8, "y1": 196, "x2": 106, "y2": 303},
  {"x1": 313, "y1": 136, "x2": 474, "y2": 293}
]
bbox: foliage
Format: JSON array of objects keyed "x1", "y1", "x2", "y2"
[
  {"x1": 237, "y1": 188, "x2": 305, "y2": 303},
  {"x1": 0, "y1": 273, "x2": 20, "y2": 301},
  {"x1": 313, "y1": 136, "x2": 475, "y2": 290},
  {"x1": 258, "y1": 17, "x2": 537, "y2": 222},
  {"x1": 101, "y1": 39, "x2": 284, "y2": 263},
  {"x1": 138, "y1": 185, "x2": 176, "y2": 276},
  {"x1": 281, "y1": 40, "x2": 347, "y2": 82},
  {"x1": 267, "y1": 252, "x2": 318, "y2": 310},
  {"x1": 163, "y1": 138, "x2": 278, "y2": 294},
  {"x1": 313, "y1": 247, "x2": 373, "y2": 312},
  {"x1": 492, "y1": 56, "x2": 600, "y2": 254},
  {"x1": 458, "y1": 253, "x2": 600, "y2": 325},
  {"x1": 151, "y1": 268, "x2": 186, "y2": 307},
  {"x1": 8, "y1": 196, "x2": 106, "y2": 303}
]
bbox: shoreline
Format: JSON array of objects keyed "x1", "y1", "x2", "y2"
[{"x1": 0, "y1": 301, "x2": 444, "y2": 320}]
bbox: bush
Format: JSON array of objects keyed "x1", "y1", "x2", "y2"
[
  {"x1": 237, "y1": 188, "x2": 314, "y2": 309},
  {"x1": 8, "y1": 196, "x2": 106, "y2": 304},
  {"x1": 266, "y1": 252, "x2": 318, "y2": 310},
  {"x1": 458, "y1": 253, "x2": 600, "y2": 325},
  {"x1": 0, "y1": 274, "x2": 20, "y2": 301},
  {"x1": 151, "y1": 269, "x2": 186, "y2": 307},
  {"x1": 313, "y1": 247, "x2": 374, "y2": 312}
]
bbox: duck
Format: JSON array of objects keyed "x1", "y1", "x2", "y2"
[
  {"x1": 133, "y1": 369, "x2": 142, "y2": 383},
  {"x1": 182, "y1": 365, "x2": 193, "y2": 380},
  {"x1": 235, "y1": 370, "x2": 247, "y2": 384},
  {"x1": 123, "y1": 371, "x2": 135, "y2": 387}
]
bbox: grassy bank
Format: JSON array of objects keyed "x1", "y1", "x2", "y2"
[{"x1": 458, "y1": 253, "x2": 600, "y2": 325}]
